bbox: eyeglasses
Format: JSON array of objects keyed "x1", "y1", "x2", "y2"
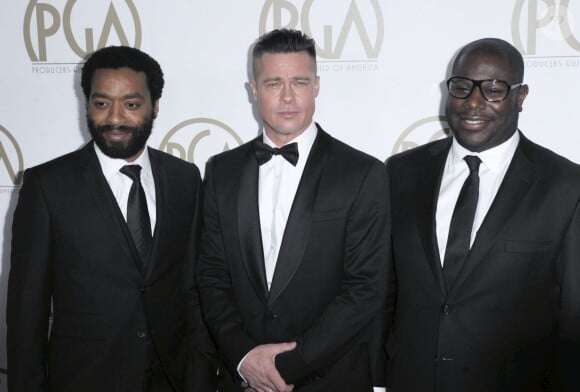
[{"x1": 447, "y1": 76, "x2": 523, "y2": 102}]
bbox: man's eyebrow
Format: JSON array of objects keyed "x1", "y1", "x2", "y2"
[
  {"x1": 261, "y1": 76, "x2": 312, "y2": 83},
  {"x1": 262, "y1": 77, "x2": 282, "y2": 83},
  {"x1": 122, "y1": 92, "x2": 146, "y2": 100}
]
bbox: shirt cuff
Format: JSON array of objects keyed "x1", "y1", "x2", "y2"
[{"x1": 237, "y1": 351, "x2": 251, "y2": 382}]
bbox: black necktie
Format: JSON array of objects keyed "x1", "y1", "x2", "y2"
[
  {"x1": 120, "y1": 165, "x2": 152, "y2": 271},
  {"x1": 253, "y1": 140, "x2": 299, "y2": 166},
  {"x1": 443, "y1": 155, "x2": 481, "y2": 289}
]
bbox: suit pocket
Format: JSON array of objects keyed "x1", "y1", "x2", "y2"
[
  {"x1": 51, "y1": 311, "x2": 106, "y2": 339},
  {"x1": 504, "y1": 240, "x2": 553, "y2": 253},
  {"x1": 312, "y1": 207, "x2": 348, "y2": 222}
]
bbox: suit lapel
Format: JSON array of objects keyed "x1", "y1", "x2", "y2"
[
  {"x1": 79, "y1": 143, "x2": 141, "y2": 274},
  {"x1": 449, "y1": 137, "x2": 535, "y2": 293},
  {"x1": 417, "y1": 139, "x2": 451, "y2": 296},
  {"x1": 145, "y1": 148, "x2": 167, "y2": 279},
  {"x1": 267, "y1": 128, "x2": 330, "y2": 306},
  {"x1": 238, "y1": 140, "x2": 269, "y2": 302}
]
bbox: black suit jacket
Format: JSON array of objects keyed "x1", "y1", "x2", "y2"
[
  {"x1": 7, "y1": 143, "x2": 217, "y2": 392},
  {"x1": 197, "y1": 126, "x2": 389, "y2": 391},
  {"x1": 385, "y1": 133, "x2": 580, "y2": 391}
]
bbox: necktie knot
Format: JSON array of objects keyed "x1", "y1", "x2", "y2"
[
  {"x1": 120, "y1": 164, "x2": 142, "y2": 182},
  {"x1": 253, "y1": 141, "x2": 299, "y2": 166},
  {"x1": 464, "y1": 155, "x2": 481, "y2": 174}
]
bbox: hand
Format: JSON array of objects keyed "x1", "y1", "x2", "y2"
[{"x1": 239, "y1": 341, "x2": 297, "y2": 392}]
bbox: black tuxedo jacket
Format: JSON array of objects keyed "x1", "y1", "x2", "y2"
[
  {"x1": 197, "y1": 126, "x2": 389, "y2": 391},
  {"x1": 7, "y1": 143, "x2": 217, "y2": 392},
  {"x1": 385, "y1": 133, "x2": 580, "y2": 391}
]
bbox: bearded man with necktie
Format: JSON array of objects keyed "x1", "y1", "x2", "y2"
[{"x1": 7, "y1": 46, "x2": 217, "y2": 392}]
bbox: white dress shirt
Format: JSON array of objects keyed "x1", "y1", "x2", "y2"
[
  {"x1": 94, "y1": 144, "x2": 157, "y2": 234},
  {"x1": 258, "y1": 122, "x2": 317, "y2": 289},
  {"x1": 436, "y1": 131, "x2": 520, "y2": 264}
]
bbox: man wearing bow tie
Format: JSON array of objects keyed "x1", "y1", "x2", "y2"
[{"x1": 197, "y1": 29, "x2": 389, "y2": 392}]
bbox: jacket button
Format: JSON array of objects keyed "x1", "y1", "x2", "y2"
[
  {"x1": 137, "y1": 331, "x2": 146, "y2": 338},
  {"x1": 264, "y1": 312, "x2": 278, "y2": 320},
  {"x1": 441, "y1": 305, "x2": 450, "y2": 315}
]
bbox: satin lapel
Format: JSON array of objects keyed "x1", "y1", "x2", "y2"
[
  {"x1": 449, "y1": 142, "x2": 535, "y2": 293},
  {"x1": 416, "y1": 139, "x2": 451, "y2": 296},
  {"x1": 80, "y1": 143, "x2": 140, "y2": 273},
  {"x1": 144, "y1": 148, "x2": 167, "y2": 280},
  {"x1": 238, "y1": 144, "x2": 269, "y2": 302},
  {"x1": 267, "y1": 129, "x2": 330, "y2": 306}
]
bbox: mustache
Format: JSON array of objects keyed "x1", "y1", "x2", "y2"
[{"x1": 95, "y1": 124, "x2": 135, "y2": 133}]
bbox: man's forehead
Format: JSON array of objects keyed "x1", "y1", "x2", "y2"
[{"x1": 454, "y1": 51, "x2": 512, "y2": 74}]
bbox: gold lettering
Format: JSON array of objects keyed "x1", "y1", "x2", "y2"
[
  {"x1": 24, "y1": 1, "x2": 61, "y2": 61},
  {"x1": 188, "y1": 129, "x2": 210, "y2": 163},
  {"x1": 259, "y1": 0, "x2": 299, "y2": 36}
]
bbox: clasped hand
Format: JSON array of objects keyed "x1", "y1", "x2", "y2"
[{"x1": 239, "y1": 341, "x2": 297, "y2": 392}]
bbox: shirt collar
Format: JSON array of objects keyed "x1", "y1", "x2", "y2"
[
  {"x1": 93, "y1": 142, "x2": 153, "y2": 181},
  {"x1": 450, "y1": 130, "x2": 520, "y2": 173},
  {"x1": 262, "y1": 122, "x2": 318, "y2": 165}
]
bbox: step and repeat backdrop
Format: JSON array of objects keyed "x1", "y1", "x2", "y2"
[{"x1": 1, "y1": 1, "x2": 579, "y2": 387}]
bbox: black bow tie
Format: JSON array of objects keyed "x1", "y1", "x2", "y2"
[{"x1": 253, "y1": 141, "x2": 299, "y2": 166}]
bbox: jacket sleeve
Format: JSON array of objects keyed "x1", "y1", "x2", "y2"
[
  {"x1": 180, "y1": 166, "x2": 219, "y2": 392},
  {"x1": 557, "y1": 197, "x2": 580, "y2": 391},
  {"x1": 195, "y1": 159, "x2": 259, "y2": 381},
  {"x1": 7, "y1": 169, "x2": 52, "y2": 391}
]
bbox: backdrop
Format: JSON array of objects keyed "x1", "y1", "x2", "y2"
[{"x1": 1, "y1": 1, "x2": 579, "y2": 387}]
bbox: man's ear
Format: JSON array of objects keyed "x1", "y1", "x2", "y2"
[
  {"x1": 249, "y1": 80, "x2": 258, "y2": 101},
  {"x1": 153, "y1": 100, "x2": 160, "y2": 118},
  {"x1": 517, "y1": 84, "x2": 529, "y2": 112}
]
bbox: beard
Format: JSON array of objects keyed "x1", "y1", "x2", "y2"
[{"x1": 88, "y1": 113, "x2": 153, "y2": 160}]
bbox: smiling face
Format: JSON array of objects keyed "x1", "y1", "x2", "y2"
[
  {"x1": 250, "y1": 51, "x2": 319, "y2": 146},
  {"x1": 445, "y1": 51, "x2": 528, "y2": 152},
  {"x1": 87, "y1": 67, "x2": 158, "y2": 162}
]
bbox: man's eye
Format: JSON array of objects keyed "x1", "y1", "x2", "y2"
[{"x1": 126, "y1": 102, "x2": 141, "y2": 109}]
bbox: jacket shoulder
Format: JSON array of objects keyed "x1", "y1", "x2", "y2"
[
  {"x1": 24, "y1": 144, "x2": 89, "y2": 178},
  {"x1": 519, "y1": 136, "x2": 580, "y2": 181},
  {"x1": 386, "y1": 137, "x2": 451, "y2": 169},
  {"x1": 148, "y1": 147, "x2": 200, "y2": 176},
  {"x1": 205, "y1": 138, "x2": 256, "y2": 171}
]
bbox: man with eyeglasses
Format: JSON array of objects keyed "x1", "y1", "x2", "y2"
[{"x1": 384, "y1": 38, "x2": 580, "y2": 391}]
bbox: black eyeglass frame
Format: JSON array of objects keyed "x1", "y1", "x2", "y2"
[{"x1": 446, "y1": 76, "x2": 523, "y2": 102}]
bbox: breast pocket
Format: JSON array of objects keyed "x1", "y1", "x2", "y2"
[
  {"x1": 504, "y1": 240, "x2": 553, "y2": 253},
  {"x1": 311, "y1": 207, "x2": 348, "y2": 222}
]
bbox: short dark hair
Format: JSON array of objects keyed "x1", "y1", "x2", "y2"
[
  {"x1": 81, "y1": 46, "x2": 164, "y2": 102},
  {"x1": 252, "y1": 29, "x2": 317, "y2": 77},
  {"x1": 452, "y1": 38, "x2": 525, "y2": 83}
]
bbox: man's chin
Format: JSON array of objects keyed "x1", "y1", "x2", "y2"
[{"x1": 95, "y1": 139, "x2": 136, "y2": 159}]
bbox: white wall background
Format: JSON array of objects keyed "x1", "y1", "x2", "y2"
[{"x1": 1, "y1": 1, "x2": 579, "y2": 388}]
